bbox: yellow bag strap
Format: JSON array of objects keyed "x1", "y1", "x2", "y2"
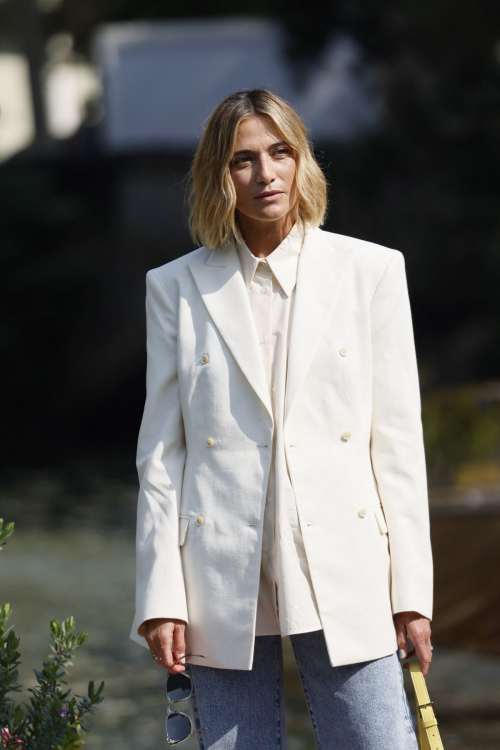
[{"x1": 408, "y1": 661, "x2": 445, "y2": 750}]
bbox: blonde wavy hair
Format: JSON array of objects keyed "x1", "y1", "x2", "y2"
[{"x1": 185, "y1": 89, "x2": 328, "y2": 249}]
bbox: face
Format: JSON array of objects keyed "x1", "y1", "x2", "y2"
[{"x1": 229, "y1": 115, "x2": 298, "y2": 228}]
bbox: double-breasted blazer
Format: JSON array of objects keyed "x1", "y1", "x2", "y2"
[{"x1": 130, "y1": 225, "x2": 433, "y2": 670}]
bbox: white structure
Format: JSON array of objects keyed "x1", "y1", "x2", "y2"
[
  {"x1": 44, "y1": 33, "x2": 101, "y2": 140},
  {"x1": 93, "y1": 16, "x2": 382, "y2": 152},
  {"x1": 0, "y1": 36, "x2": 100, "y2": 161},
  {"x1": 0, "y1": 53, "x2": 35, "y2": 161}
]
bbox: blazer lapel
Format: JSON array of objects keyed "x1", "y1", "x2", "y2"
[
  {"x1": 284, "y1": 228, "x2": 350, "y2": 424},
  {"x1": 188, "y1": 242, "x2": 274, "y2": 422},
  {"x1": 188, "y1": 227, "x2": 350, "y2": 428}
]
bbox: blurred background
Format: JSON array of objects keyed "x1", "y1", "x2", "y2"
[{"x1": 1, "y1": 1, "x2": 500, "y2": 748}]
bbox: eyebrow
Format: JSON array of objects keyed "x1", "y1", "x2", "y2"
[{"x1": 232, "y1": 140, "x2": 289, "y2": 157}]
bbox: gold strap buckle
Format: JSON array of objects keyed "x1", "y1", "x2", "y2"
[{"x1": 418, "y1": 700, "x2": 436, "y2": 719}]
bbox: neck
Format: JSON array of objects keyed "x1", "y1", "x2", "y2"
[{"x1": 236, "y1": 212, "x2": 296, "y2": 258}]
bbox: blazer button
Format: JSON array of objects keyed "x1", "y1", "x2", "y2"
[
  {"x1": 342, "y1": 430, "x2": 352, "y2": 441},
  {"x1": 206, "y1": 437, "x2": 214, "y2": 447},
  {"x1": 195, "y1": 516, "x2": 204, "y2": 525},
  {"x1": 358, "y1": 508, "x2": 367, "y2": 518},
  {"x1": 201, "y1": 354, "x2": 209, "y2": 364},
  {"x1": 339, "y1": 347, "x2": 347, "y2": 356}
]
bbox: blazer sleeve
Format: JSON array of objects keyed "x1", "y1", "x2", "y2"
[
  {"x1": 369, "y1": 250, "x2": 433, "y2": 621},
  {"x1": 131, "y1": 268, "x2": 189, "y2": 641}
]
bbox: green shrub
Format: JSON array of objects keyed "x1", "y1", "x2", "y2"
[{"x1": 0, "y1": 520, "x2": 104, "y2": 749}]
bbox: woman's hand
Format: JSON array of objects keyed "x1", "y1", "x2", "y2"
[
  {"x1": 394, "y1": 611, "x2": 432, "y2": 677},
  {"x1": 144, "y1": 618, "x2": 188, "y2": 673}
]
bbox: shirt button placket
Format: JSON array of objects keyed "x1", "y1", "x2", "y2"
[{"x1": 254, "y1": 268, "x2": 273, "y2": 389}]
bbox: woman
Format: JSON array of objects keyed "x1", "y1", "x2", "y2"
[{"x1": 130, "y1": 89, "x2": 433, "y2": 749}]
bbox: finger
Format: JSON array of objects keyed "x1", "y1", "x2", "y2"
[
  {"x1": 395, "y1": 622, "x2": 410, "y2": 659},
  {"x1": 147, "y1": 638, "x2": 166, "y2": 669},
  {"x1": 149, "y1": 629, "x2": 176, "y2": 673},
  {"x1": 158, "y1": 630, "x2": 180, "y2": 673},
  {"x1": 145, "y1": 632, "x2": 162, "y2": 666},
  {"x1": 161, "y1": 635, "x2": 189, "y2": 675},
  {"x1": 407, "y1": 621, "x2": 432, "y2": 676},
  {"x1": 414, "y1": 635, "x2": 432, "y2": 678},
  {"x1": 402, "y1": 647, "x2": 416, "y2": 669},
  {"x1": 172, "y1": 627, "x2": 187, "y2": 671},
  {"x1": 402, "y1": 644, "x2": 432, "y2": 676}
]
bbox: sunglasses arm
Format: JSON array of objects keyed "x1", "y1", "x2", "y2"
[{"x1": 172, "y1": 653, "x2": 207, "y2": 666}]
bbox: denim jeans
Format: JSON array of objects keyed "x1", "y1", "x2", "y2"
[{"x1": 186, "y1": 628, "x2": 418, "y2": 749}]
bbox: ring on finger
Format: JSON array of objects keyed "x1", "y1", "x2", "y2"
[{"x1": 152, "y1": 653, "x2": 162, "y2": 662}]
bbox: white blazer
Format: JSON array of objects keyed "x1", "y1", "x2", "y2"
[{"x1": 130, "y1": 226, "x2": 433, "y2": 670}]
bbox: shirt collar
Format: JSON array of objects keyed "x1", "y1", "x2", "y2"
[{"x1": 235, "y1": 222, "x2": 307, "y2": 297}]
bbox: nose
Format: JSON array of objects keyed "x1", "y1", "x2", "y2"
[{"x1": 256, "y1": 153, "x2": 275, "y2": 184}]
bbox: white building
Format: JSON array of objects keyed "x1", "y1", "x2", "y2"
[{"x1": 92, "y1": 16, "x2": 382, "y2": 152}]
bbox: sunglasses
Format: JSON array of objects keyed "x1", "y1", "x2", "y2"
[{"x1": 165, "y1": 653, "x2": 208, "y2": 746}]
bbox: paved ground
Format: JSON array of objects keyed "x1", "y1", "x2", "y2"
[{"x1": 2, "y1": 526, "x2": 499, "y2": 749}]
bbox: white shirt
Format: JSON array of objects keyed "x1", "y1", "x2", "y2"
[{"x1": 235, "y1": 222, "x2": 323, "y2": 637}]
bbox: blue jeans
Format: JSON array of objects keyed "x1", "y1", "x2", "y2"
[{"x1": 186, "y1": 629, "x2": 418, "y2": 749}]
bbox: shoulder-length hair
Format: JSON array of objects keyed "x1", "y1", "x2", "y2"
[{"x1": 185, "y1": 88, "x2": 328, "y2": 249}]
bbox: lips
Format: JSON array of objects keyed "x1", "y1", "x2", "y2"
[{"x1": 254, "y1": 191, "x2": 284, "y2": 202}]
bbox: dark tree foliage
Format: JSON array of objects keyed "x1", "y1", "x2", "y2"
[{"x1": 0, "y1": 1, "x2": 499, "y2": 469}]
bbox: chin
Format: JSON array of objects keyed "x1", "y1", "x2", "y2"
[
  {"x1": 256, "y1": 205, "x2": 290, "y2": 221},
  {"x1": 238, "y1": 201, "x2": 291, "y2": 224}
]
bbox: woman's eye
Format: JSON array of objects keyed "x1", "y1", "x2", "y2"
[{"x1": 231, "y1": 147, "x2": 290, "y2": 166}]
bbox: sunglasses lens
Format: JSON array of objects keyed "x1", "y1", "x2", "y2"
[
  {"x1": 166, "y1": 711, "x2": 192, "y2": 742},
  {"x1": 166, "y1": 671, "x2": 192, "y2": 701}
]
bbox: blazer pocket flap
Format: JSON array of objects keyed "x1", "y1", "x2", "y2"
[
  {"x1": 373, "y1": 505, "x2": 388, "y2": 535},
  {"x1": 179, "y1": 515, "x2": 190, "y2": 546}
]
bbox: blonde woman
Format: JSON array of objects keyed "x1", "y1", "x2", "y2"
[{"x1": 131, "y1": 89, "x2": 433, "y2": 749}]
